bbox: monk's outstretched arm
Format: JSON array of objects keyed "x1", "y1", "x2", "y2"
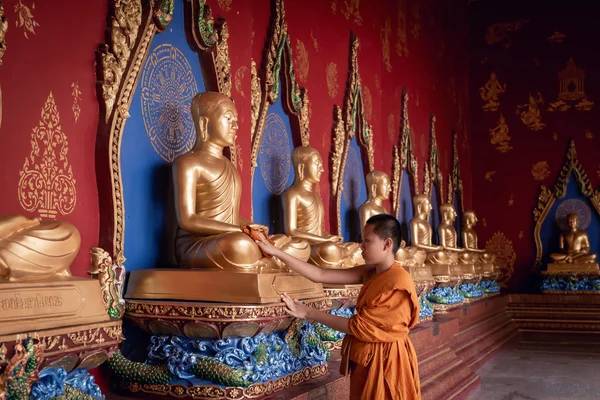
[{"x1": 282, "y1": 293, "x2": 351, "y2": 334}]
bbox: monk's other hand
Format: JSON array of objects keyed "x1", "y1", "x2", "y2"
[
  {"x1": 281, "y1": 293, "x2": 311, "y2": 319},
  {"x1": 255, "y1": 231, "x2": 279, "y2": 257},
  {"x1": 248, "y1": 223, "x2": 269, "y2": 234}
]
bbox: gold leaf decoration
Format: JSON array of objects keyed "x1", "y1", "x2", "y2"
[
  {"x1": 585, "y1": 129, "x2": 594, "y2": 140},
  {"x1": 548, "y1": 31, "x2": 565, "y2": 43},
  {"x1": 331, "y1": 0, "x2": 337, "y2": 14},
  {"x1": 236, "y1": 146, "x2": 243, "y2": 172},
  {"x1": 396, "y1": 4, "x2": 409, "y2": 56},
  {"x1": 341, "y1": 0, "x2": 362, "y2": 25},
  {"x1": 18, "y1": 92, "x2": 76, "y2": 218},
  {"x1": 326, "y1": 62, "x2": 338, "y2": 99},
  {"x1": 14, "y1": 0, "x2": 38, "y2": 39},
  {"x1": 71, "y1": 82, "x2": 82, "y2": 123},
  {"x1": 388, "y1": 114, "x2": 395, "y2": 143},
  {"x1": 217, "y1": 0, "x2": 232, "y2": 12},
  {"x1": 486, "y1": 231, "x2": 516, "y2": 287},
  {"x1": 363, "y1": 85, "x2": 372, "y2": 121},
  {"x1": 508, "y1": 194, "x2": 514, "y2": 206},
  {"x1": 234, "y1": 65, "x2": 248, "y2": 98},
  {"x1": 531, "y1": 161, "x2": 551, "y2": 181},
  {"x1": 482, "y1": 217, "x2": 487, "y2": 227},
  {"x1": 517, "y1": 92, "x2": 546, "y2": 131},
  {"x1": 485, "y1": 171, "x2": 496, "y2": 181},
  {"x1": 480, "y1": 72, "x2": 506, "y2": 112},
  {"x1": 295, "y1": 39, "x2": 309, "y2": 83},
  {"x1": 485, "y1": 20, "x2": 528, "y2": 48},
  {"x1": 553, "y1": 132, "x2": 558, "y2": 140},
  {"x1": 489, "y1": 113, "x2": 512, "y2": 153},
  {"x1": 518, "y1": 231, "x2": 524, "y2": 239},
  {"x1": 381, "y1": 18, "x2": 392, "y2": 72},
  {"x1": 310, "y1": 29, "x2": 319, "y2": 51},
  {"x1": 410, "y1": 0, "x2": 421, "y2": 39}
]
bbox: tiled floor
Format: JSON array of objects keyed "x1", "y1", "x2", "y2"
[{"x1": 466, "y1": 340, "x2": 600, "y2": 400}]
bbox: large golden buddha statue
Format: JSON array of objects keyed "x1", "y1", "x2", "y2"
[
  {"x1": 173, "y1": 92, "x2": 310, "y2": 272},
  {"x1": 0, "y1": 214, "x2": 80, "y2": 281},
  {"x1": 358, "y1": 170, "x2": 391, "y2": 229},
  {"x1": 282, "y1": 146, "x2": 362, "y2": 269},
  {"x1": 410, "y1": 195, "x2": 458, "y2": 266},
  {"x1": 548, "y1": 213, "x2": 598, "y2": 272}
]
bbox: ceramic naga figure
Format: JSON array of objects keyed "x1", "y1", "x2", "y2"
[
  {"x1": 282, "y1": 146, "x2": 363, "y2": 269},
  {"x1": 0, "y1": 214, "x2": 80, "y2": 281},
  {"x1": 173, "y1": 92, "x2": 310, "y2": 272}
]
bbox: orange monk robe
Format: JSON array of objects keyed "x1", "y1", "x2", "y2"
[{"x1": 340, "y1": 263, "x2": 421, "y2": 400}]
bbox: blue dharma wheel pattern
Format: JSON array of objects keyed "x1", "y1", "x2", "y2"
[
  {"x1": 555, "y1": 198, "x2": 591, "y2": 230},
  {"x1": 343, "y1": 146, "x2": 361, "y2": 209},
  {"x1": 259, "y1": 113, "x2": 292, "y2": 195},
  {"x1": 141, "y1": 44, "x2": 198, "y2": 162}
]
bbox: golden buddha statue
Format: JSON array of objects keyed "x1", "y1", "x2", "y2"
[
  {"x1": 0, "y1": 214, "x2": 80, "y2": 281},
  {"x1": 462, "y1": 210, "x2": 495, "y2": 264},
  {"x1": 548, "y1": 213, "x2": 598, "y2": 272},
  {"x1": 358, "y1": 170, "x2": 391, "y2": 229},
  {"x1": 439, "y1": 204, "x2": 478, "y2": 279},
  {"x1": 410, "y1": 195, "x2": 457, "y2": 265},
  {"x1": 282, "y1": 146, "x2": 363, "y2": 269},
  {"x1": 173, "y1": 92, "x2": 309, "y2": 272}
]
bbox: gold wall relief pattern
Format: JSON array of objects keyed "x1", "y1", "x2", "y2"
[
  {"x1": 547, "y1": 58, "x2": 594, "y2": 112},
  {"x1": 485, "y1": 231, "x2": 516, "y2": 287},
  {"x1": 18, "y1": 91, "x2": 76, "y2": 219},
  {"x1": 310, "y1": 29, "x2": 318, "y2": 51},
  {"x1": 234, "y1": 65, "x2": 248, "y2": 97},
  {"x1": 341, "y1": 0, "x2": 362, "y2": 26},
  {"x1": 0, "y1": 1, "x2": 6, "y2": 66},
  {"x1": 363, "y1": 85, "x2": 372, "y2": 120},
  {"x1": 517, "y1": 92, "x2": 546, "y2": 131},
  {"x1": 388, "y1": 113, "x2": 395, "y2": 143},
  {"x1": 217, "y1": 0, "x2": 232, "y2": 12},
  {"x1": 518, "y1": 231, "x2": 524, "y2": 239},
  {"x1": 485, "y1": 171, "x2": 496, "y2": 182},
  {"x1": 410, "y1": 0, "x2": 421, "y2": 39},
  {"x1": 381, "y1": 18, "x2": 392, "y2": 73},
  {"x1": 553, "y1": 132, "x2": 558, "y2": 140},
  {"x1": 585, "y1": 129, "x2": 594, "y2": 140},
  {"x1": 482, "y1": 217, "x2": 487, "y2": 227},
  {"x1": 294, "y1": 39, "x2": 309, "y2": 83},
  {"x1": 451, "y1": 131, "x2": 463, "y2": 209},
  {"x1": 508, "y1": 194, "x2": 514, "y2": 207},
  {"x1": 548, "y1": 31, "x2": 566, "y2": 43},
  {"x1": 331, "y1": 0, "x2": 337, "y2": 15},
  {"x1": 479, "y1": 72, "x2": 506, "y2": 112},
  {"x1": 489, "y1": 113, "x2": 512, "y2": 153},
  {"x1": 532, "y1": 140, "x2": 600, "y2": 269},
  {"x1": 71, "y1": 82, "x2": 82, "y2": 123},
  {"x1": 14, "y1": 0, "x2": 38, "y2": 39},
  {"x1": 396, "y1": 3, "x2": 409, "y2": 57},
  {"x1": 485, "y1": 20, "x2": 528, "y2": 48},
  {"x1": 531, "y1": 161, "x2": 550, "y2": 181},
  {"x1": 326, "y1": 62, "x2": 339, "y2": 98}
]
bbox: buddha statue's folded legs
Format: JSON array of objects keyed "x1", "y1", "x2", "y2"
[
  {"x1": 0, "y1": 215, "x2": 80, "y2": 281},
  {"x1": 309, "y1": 241, "x2": 363, "y2": 269}
]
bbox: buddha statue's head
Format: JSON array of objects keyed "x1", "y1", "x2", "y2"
[
  {"x1": 463, "y1": 210, "x2": 478, "y2": 228},
  {"x1": 191, "y1": 92, "x2": 239, "y2": 149},
  {"x1": 440, "y1": 203, "x2": 457, "y2": 224},
  {"x1": 292, "y1": 146, "x2": 324, "y2": 184},
  {"x1": 567, "y1": 213, "x2": 579, "y2": 230},
  {"x1": 366, "y1": 170, "x2": 391, "y2": 201},
  {"x1": 413, "y1": 194, "x2": 432, "y2": 219}
]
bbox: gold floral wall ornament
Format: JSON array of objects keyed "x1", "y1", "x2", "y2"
[
  {"x1": 381, "y1": 18, "x2": 392, "y2": 72},
  {"x1": 18, "y1": 91, "x2": 76, "y2": 219},
  {"x1": 485, "y1": 20, "x2": 529, "y2": 48},
  {"x1": 548, "y1": 31, "x2": 566, "y2": 43},
  {"x1": 548, "y1": 58, "x2": 594, "y2": 112},
  {"x1": 485, "y1": 171, "x2": 496, "y2": 181},
  {"x1": 363, "y1": 85, "x2": 372, "y2": 120},
  {"x1": 553, "y1": 132, "x2": 558, "y2": 140},
  {"x1": 410, "y1": 0, "x2": 421, "y2": 39},
  {"x1": 517, "y1": 92, "x2": 546, "y2": 131},
  {"x1": 396, "y1": 5, "x2": 409, "y2": 57},
  {"x1": 486, "y1": 231, "x2": 516, "y2": 287},
  {"x1": 310, "y1": 29, "x2": 319, "y2": 51},
  {"x1": 489, "y1": 113, "x2": 512, "y2": 153},
  {"x1": 234, "y1": 65, "x2": 248, "y2": 97},
  {"x1": 482, "y1": 217, "x2": 487, "y2": 227},
  {"x1": 294, "y1": 39, "x2": 309, "y2": 83},
  {"x1": 71, "y1": 82, "x2": 82, "y2": 122},
  {"x1": 326, "y1": 62, "x2": 339, "y2": 98},
  {"x1": 519, "y1": 231, "x2": 524, "y2": 239},
  {"x1": 342, "y1": 0, "x2": 362, "y2": 26},
  {"x1": 479, "y1": 72, "x2": 506, "y2": 112},
  {"x1": 585, "y1": 129, "x2": 594, "y2": 140},
  {"x1": 217, "y1": 0, "x2": 232, "y2": 12},
  {"x1": 14, "y1": 0, "x2": 38, "y2": 39},
  {"x1": 508, "y1": 194, "x2": 514, "y2": 206},
  {"x1": 531, "y1": 161, "x2": 551, "y2": 181},
  {"x1": 388, "y1": 113, "x2": 395, "y2": 143}
]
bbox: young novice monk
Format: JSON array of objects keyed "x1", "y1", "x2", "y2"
[{"x1": 255, "y1": 214, "x2": 421, "y2": 399}]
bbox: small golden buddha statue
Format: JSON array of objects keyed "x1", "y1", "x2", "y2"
[
  {"x1": 0, "y1": 215, "x2": 80, "y2": 281},
  {"x1": 282, "y1": 146, "x2": 363, "y2": 269},
  {"x1": 410, "y1": 195, "x2": 457, "y2": 265},
  {"x1": 549, "y1": 213, "x2": 598, "y2": 270},
  {"x1": 462, "y1": 210, "x2": 496, "y2": 264},
  {"x1": 173, "y1": 92, "x2": 310, "y2": 271},
  {"x1": 358, "y1": 170, "x2": 391, "y2": 229},
  {"x1": 439, "y1": 204, "x2": 479, "y2": 279}
]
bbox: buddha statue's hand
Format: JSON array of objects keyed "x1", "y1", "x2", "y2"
[{"x1": 326, "y1": 234, "x2": 343, "y2": 244}]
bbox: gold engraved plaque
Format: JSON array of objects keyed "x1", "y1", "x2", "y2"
[{"x1": 0, "y1": 286, "x2": 83, "y2": 321}]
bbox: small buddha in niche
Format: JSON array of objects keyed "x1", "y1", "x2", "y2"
[
  {"x1": 173, "y1": 92, "x2": 310, "y2": 271},
  {"x1": 410, "y1": 194, "x2": 457, "y2": 265},
  {"x1": 358, "y1": 170, "x2": 391, "y2": 230},
  {"x1": 0, "y1": 214, "x2": 80, "y2": 281},
  {"x1": 282, "y1": 146, "x2": 363, "y2": 268},
  {"x1": 550, "y1": 213, "x2": 597, "y2": 264},
  {"x1": 462, "y1": 210, "x2": 496, "y2": 264}
]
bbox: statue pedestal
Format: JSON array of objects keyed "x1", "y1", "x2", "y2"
[
  {"x1": 0, "y1": 278, "x2": 123, "y2": 372},
  {"x1": 126, "y1": 269, "x2": 324, "y2": 304},
  {"x1": 320, "y1": 285, "x2": 362, "y2": 350},
  {"x1": 547, "y1": 263, "x2": 600, "y2": 273}
]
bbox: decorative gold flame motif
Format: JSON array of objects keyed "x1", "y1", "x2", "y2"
[
  {"x1": 295, "y1": 39, "x2": 309, "y2": 83},
  {"x1": 310, "y1": 29, "x2": 319, "y2": 51},
  {"x1": 234, "y1": 65, "x2": 248, "y2": 97},
  {"x1": 531, "y1": 161, "x2": 551, "y2": 181},
  {"x1": 71, "y1": 82, "x2": 81, "y2": 122},
  {"x1": 485, "y1": 171, "x2": 496, "y2": 182},
  {"x1": 18, "y1": 92, "x2": 76, "y2": 218},
  {"x1": 14, "y1": 0, "x2": 38, "y2": 39},
  {"x1": 486, "y1": 231, "x2": 516, "y2": 287},
  {"x1": 217, "y1": 0, "x2": 232, "y2": 12},
  {"x1": 396, "y1": 3, "x2": 409, "y2": 56},
  {"x1": 388, "y1": 114, "x2": 395, "y2": 142},
  {"x1": 341, "y1": 0, "x2": 362, "y2": 25},
  {"x1": 381, "y1": 18, "x2": 392, "y2": 72},
  {"x1": 326, "y1": 62, "x2": 338, "y2": 98}
]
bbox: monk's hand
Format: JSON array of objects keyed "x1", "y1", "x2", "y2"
[
  {"x1": 248, "y1": 223, "x2": 269, "y2": 234},
  {"x1": 281, "y1": 293, "x2": 311, "y2": 319},
  {"x1": 254, "y1": 231, "x2": 280, "y2": 257}
]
